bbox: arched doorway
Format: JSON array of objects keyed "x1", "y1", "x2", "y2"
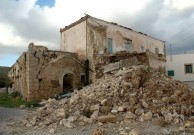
[{"x1": 63, "y1": 73, "x2": 73, "y2": 93}]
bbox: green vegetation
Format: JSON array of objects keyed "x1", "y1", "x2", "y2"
[
  {"x1": 0, "y1": 92, "x2": 40, "y2": 108},
  {"x1": 0, "y1": 66, "x2": 10, "y2": 88}
]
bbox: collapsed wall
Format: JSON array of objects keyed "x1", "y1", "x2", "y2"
[{"x1": 94, "y1": 51, "x2": 166, "y2": 79}]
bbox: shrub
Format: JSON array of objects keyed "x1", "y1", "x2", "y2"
[
  {"x1": 10, "y1": 91, "x2": 22, "y2": 98},
  {"x1": 25, "y1": 100, "x2": 41, "y2": 108}
]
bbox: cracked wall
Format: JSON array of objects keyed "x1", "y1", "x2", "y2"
[{"x1": 8, "y1": 43, "x2": 84, "y2": 101}]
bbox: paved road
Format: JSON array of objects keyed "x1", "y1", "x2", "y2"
[
  {"x1": 0, "y1": 107, "x2": 26, "y2": 121},
  {"x1": 0, "y1": 107, "x2": 27, "y2": 135},
  {"x1": 0, "y1": 107, "x2": 98, "y2": 135}
]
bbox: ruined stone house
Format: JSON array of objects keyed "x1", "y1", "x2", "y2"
[
  {"x1": 60, "y1": 15, "x2": 166, "y2": 82},
  {"x1": 8, "y1": 43, "x2": 84, "y2": 101},
  {"x1": 8, "y1": 15, "x2": 166, "y2": 101}
]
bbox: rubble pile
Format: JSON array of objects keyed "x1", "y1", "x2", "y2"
[{"x1": 25, "y1": 65, "x2": 194, "y2": 131}]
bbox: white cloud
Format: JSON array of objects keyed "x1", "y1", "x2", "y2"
[
  {"x1": 0, "y1": 23, "x2": 24, "y2": 46},
  {"x1": 0, "y1": 0, "x2": 194, "y2": 66},
  {"x1": 164, "y1": 0, "x2": 194, "y2": 10}
]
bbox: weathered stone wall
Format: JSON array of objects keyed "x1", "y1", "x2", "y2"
[
  {"x1": 27, "y1": 49, "x2": 84, "y2": 101},
  {"x1": 8, "y1": 52, "x2": 29, "y2": 99},
  {"x1": 8, "y1": 43, "x2": 85, "y2": 101}
]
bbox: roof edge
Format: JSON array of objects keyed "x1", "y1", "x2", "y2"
[
  {"x1": 60, "y1": 14, "x2": 165, "y2": 43},
  {"x1": 60, "y1": 15, "x2": 89, "y2": 32},
  {"x1": 87, "y1": 15, "x2": 165, "y2": 43}
]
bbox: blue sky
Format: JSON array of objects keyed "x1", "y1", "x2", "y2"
[
  {"x1": 0, "y1": 54, "x2": 19, "y2": 67},
  {"x1": 35, "y1": 0, "x2": 55, "y2": 8},
  {"x1": 0, "y1": 0, "x2": 194, "y2": 67}
]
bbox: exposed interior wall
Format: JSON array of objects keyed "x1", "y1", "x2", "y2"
[
  {"x1": 86, "y1": 18, "x2": 107, "y2": 82},
  {"x1": 147, "y1": 52, "x2": 166, "y2": 72},
  {"x1": 61, "y1": 20, "x2": 86, "y2": 59}
]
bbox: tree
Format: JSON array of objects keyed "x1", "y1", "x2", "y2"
[
  {"x1": 0, "y1": 70, "x2": 9, "y2": 88},
  {"x1": 0, "y1": 66, "x2": 10, "y2": 88}
]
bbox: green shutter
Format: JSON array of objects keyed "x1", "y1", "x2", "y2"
[
  {"x1": 108, "y1": 38, "x2": 113, "y2": 54},
  {"x1": 168, "y1": 70, "x2": 174, "y2": 76}
]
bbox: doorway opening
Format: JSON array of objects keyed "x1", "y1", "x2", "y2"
[{"x1": 63, "y1": 73, "x2": 73, "y2": 94}]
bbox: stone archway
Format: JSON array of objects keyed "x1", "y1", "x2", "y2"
[{"x1": 63, "y1": 73, "x2": 73, "y2": 93}]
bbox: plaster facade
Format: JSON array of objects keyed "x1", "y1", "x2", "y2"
[{"x1": 166, "y1": 54, "x2": 194, "y2": 81}]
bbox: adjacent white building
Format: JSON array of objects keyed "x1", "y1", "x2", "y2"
[{"x1": 166, "y1": 54, "x2": 194, "y2": 81}]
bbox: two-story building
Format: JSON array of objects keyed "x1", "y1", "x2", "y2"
[{"x1": 60, "y1": 15, "x2": 166, "y2": 82}]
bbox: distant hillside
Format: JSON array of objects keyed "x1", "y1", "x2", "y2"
[{"x1": 0, "y1": 66, "x2": 10, "y2": 75}]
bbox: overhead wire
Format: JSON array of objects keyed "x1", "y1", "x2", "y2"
[
  {"x1": 166, "y1": 23, "x2": 194, "y2": 42},
  {"x1": 171, "y1": 33, "x2": 194, "y2": 45}
]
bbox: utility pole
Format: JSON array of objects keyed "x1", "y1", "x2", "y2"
[{"x1": 170, "y1": 44, "x2": 172, "y2": 61}]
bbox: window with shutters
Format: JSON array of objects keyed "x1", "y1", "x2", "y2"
[
  {"x1": 141, "y1": 46, "x2": 144, "y2": 52},
  {"x1": 155, "y1": 47, "x2": 159, "y2": 54},
  {"x1": 125, "y1": 39, "x2": 132, "y2": 52},
  {"x1": 107, "y1": 38, "x2": 113, "y2": 54},
  {"x1": 185, "y1": 64, "x2": 193, "y2": 73}
]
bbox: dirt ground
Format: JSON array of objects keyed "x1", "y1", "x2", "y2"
[
  {"x1": 184, "y1": 81, "x2": 194, "y2": 88},
  {"x1": 0, "y1": 107, "x2": 193, "y2": 135},
  {"x1": 0, "y1": 88, "x2": 6, "y2": 93}
]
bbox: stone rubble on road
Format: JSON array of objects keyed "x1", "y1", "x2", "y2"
[{"x1": 23, "y1": 65, "x2": 194, "y2": 134}]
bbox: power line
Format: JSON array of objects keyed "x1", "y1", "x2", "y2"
[
  {"x1": 166, "y1": 23, "x2": 194, "y2": 42},
  {"x1": 171, "y1": 33, "x2": 194, "y2": 45}
]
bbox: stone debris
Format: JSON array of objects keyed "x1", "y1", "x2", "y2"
[
  {"x1": 92, "y1": 127, "x2": 105, "y2": 135},
  {"x1": 20, "y1": 105, "x2": 25, "y2": 109},
  {"x1": 49, "y1": 128, "x2": 55, "y2": 134},
  {"x1": 128, "y1": 128, "x2": 139, "y2": 135},
  {"x1": 24, "y1": 65, "x2": 194, "y2": 132},
  {"x1": 98, "y1": 115, "x2": 117, "y2": 123}
]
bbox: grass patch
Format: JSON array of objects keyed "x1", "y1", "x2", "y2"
[{"x1": 0, "y1": 92, "x2": 40, "y2": 108}]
